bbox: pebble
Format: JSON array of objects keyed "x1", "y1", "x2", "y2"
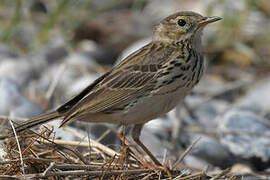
[
  {"x1": 0, "y1": 56, "x2": 46, "y2": 87},
  {"x1": 218, "y1": 77, "x2": 270, "y2": 169},
  {"x1": 0, "y1": 78, "x2": 43, "y2": 118},
  {"x1": 43, "y1": 37, "x2": 69, "y2": 64},
  {"x1": 190, "y1": 135, "x2": 233, "y2": 168}
]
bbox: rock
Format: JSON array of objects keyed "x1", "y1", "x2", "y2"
[
  {"x1": 43, "y1": 37, "x2": 68, "y2": 64},
  {"x1": 219, "y1": 110, "x2": 270, "y2": 161},
  {"x1": 217, "y1": 77, "x2": 270, "y2": 169},
  {"x1": 237, "y1": 78, "x2": 270, "y2": 113},
  {"x1": 194, "y1": 99, "x2": 229, "y2": 128},
  {"x1": 183, "y1": 155, "x2": 214, "y2": 170},
  {"x1": 0, "y1": 78, "x2": 43, "y2": 118},
  {"x1": 0, "y1": 56, "x2": 46, "y2": 87},
  {"x1": 190, "y1": 135, "x2": 233, "y2": 168}
]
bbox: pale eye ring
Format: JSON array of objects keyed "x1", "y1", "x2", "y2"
[{"x1": 177, "y1": 19, "x2": 186, "y2": 26}]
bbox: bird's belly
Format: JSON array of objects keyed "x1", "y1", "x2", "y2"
[
  {"x1": 76, "y1": 86, "x2": 190, "y2": 126},
  {"x1": 117, "y1": 89, "x2": 187, "y2": 125}
]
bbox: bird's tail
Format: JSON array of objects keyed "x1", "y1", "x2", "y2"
[
  {"x1": 15, "y1": 111, "x2": 60, "y2": 132},
  {"x1": 0, "y1": 111, "x2": 60, "y2": 140}
]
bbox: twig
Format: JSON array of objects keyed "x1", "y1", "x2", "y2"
[
  {"x1": 62, "y1": 126, "x2": 119, "y2": 157},
  {"x1": 96, "y1": 129, "x2": 111, "y2": 142},
  {"x1": 174, "y1": 171, "x2": 206, "y2": 180},
  {"x1": 172, "y1": 137, "x2": 201, "y2": 169},
  {"x1": 43, "y1": 162, "x2": 55, "y2": 176},
  {"x1": 162, "y1": 149, "x2": 167, "y2": 166},
  {"x1": 173, "y1": 169, "x2": 191, "y2": 179},
  {"x1": 37, "y1": 138, "x2": 119, "y2": 157},
  {"x1": 9, "y1": 120, "x2": 25, "y2": 178},
  {"x1": 0, "y1": 157, "x2": 53, "y2": 164},
  {"x1": 45, "y1": 163, "x2": 101, "y2": 170},
  {"x1": 141, "y1": 172, "x2": 157, "y2": 180},
  {"x1": 22, "y1": 127, "x2": 89, "y2": 164},
  {"x1": 0, "y1": 175, "x2": 19, "y2": 179},
  {"x1": 15, "y1": 169, "x2": 150, "y2": 179},
  {"x1": 86, "y1": 126, "x2": 92, "y2": 163},
  {"x1": 0, "y1": 116, "x2": 27, "y2": 140},
  {"x1": 209, "y1": 168, "x2": 231, "y2": 180}
]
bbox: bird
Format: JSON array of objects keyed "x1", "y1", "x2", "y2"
[{"x1": 1, "y1": 11, "x2": 221, "y2": 169}]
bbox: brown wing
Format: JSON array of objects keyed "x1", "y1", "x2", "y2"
[
  {"x1": 59, "y1": 42, "x2": 181, "y2": 126},
  {"x1": 60, "y1": 65, "x2": 160, "y2": 126}
]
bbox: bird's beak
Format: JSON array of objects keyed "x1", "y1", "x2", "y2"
[{"x1": 197, "y1": 16, "x2": 222, "y2": 27}]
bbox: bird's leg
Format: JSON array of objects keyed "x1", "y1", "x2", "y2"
[
  {"x1": 132, "y1": 124, "x2": 172, "y2": 177},
  {"x1": 132, "y1": 124, "x2": 162, "y2": 166},
  {"x1": 117, "y1": 125, "x2": 150, "y2": 167}
]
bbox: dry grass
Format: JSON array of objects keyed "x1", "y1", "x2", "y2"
[{"x1": 0, "y1": 120, "x2": 236, "y2": 179}]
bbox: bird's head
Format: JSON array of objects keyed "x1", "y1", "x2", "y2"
[{"x1": 153, "y1": 11, "x2": 221, "y2": 44}]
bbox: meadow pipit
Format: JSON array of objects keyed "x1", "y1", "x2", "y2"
[{"x1": 2, "y1": 11, "x2": 221, "y2": 169}]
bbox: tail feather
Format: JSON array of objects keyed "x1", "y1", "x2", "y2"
[
  {"x1": 14, "y1": 111, "x2": 60, "y2": 133},
  {"x1": 0, "y1": 111, "x2": 60, "y2": 140}
]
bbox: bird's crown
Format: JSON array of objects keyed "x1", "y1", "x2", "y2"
[{"x1": 153, "y1": 11, "x2": 221, "y2": 43}]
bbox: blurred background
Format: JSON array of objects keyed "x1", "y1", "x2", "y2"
[{"x1": 1, "y1": 0, "x2": 270, "y2": 177}]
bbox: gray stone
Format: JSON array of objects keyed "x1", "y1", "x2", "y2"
[
  {"x1": 194, "y1": 99, "x2": 229, "y2": 128},
  {"x1": 43, "y1": 37, "x2": 68, "y2": 63},
  {"x1": 237, "y1": 77, "x2": 270, "y2": 113},
  {"x1": 183, "y1": 155, "x2": 214, "y2": 170},
  {"x1": 218, "y1": 110, "x2": 270, "y2": 162},
  {"x1": 0, "y1": 56, "x2": 46, "y2": 87},
  {"x1": 0, "y1": 78, "x2": 43, "y2": 118},
  {"x1": 217, "y1": 77, "x2": 270, "y2": 165},
  {"x1": 190, "y1": 135, "x2": 233, "y2": 168}
]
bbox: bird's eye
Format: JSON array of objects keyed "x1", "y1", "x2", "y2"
[{"x1": 177, "y1": 19, "x2": 186, "y2": 26}]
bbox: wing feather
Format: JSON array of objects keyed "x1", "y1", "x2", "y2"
[{"x1": 59, "y1": 42, "x2": 182, "y2": 126}]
